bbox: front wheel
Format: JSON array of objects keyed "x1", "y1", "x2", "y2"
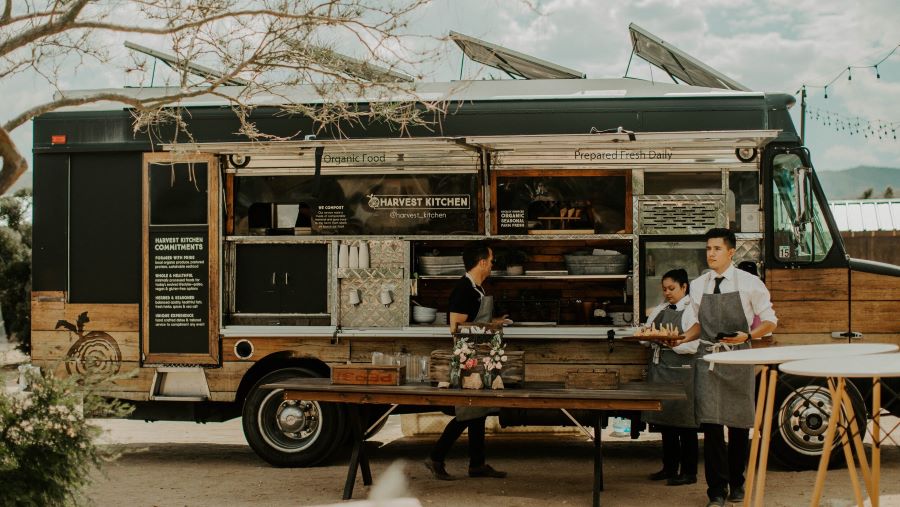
[
  {"x1": 769, "y1": 376, "x2": 866, "y2": 471},
  {"x1": 242, "y1": 367, "x2": 346, "y2": 467}
]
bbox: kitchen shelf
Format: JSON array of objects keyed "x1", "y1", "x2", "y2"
[{"x1": 417, "y1": 274, "x2": 629, "y2": 280}]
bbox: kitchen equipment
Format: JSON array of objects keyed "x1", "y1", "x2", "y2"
[
  {"x1": 417, "y1": 255, "x2": 465, "y2": 276},
  {"x1": 609, "y1": 312, "x2": 634, "y2": 326},
  {"x1": 349, "y1": 245, "x2": 359, "y2": 268},
  {"x1": 565, "y1": 251, "x2": 628, "y2": 275},
  {"x1": 358, "y1": 241, "x2": 370, "y2": 268},
  {"x1": 338, "y1": 243, "x2": 350, "y2": 268},
  {"x1": 412, "y1": 305, "x2": 438, "y2": 324}
]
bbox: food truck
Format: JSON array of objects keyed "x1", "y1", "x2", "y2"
[{"x1": 28, "y1": 26, "x2": 900, "y2": 471}]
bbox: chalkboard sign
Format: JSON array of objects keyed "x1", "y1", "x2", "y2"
[
  {"x1": 149, "y1": 163, "x2": 208, "y2": 225},
  {"x1": 143, "y1": 154, "x2": 218, "y2": 364}
]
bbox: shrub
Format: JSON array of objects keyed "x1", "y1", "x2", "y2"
[
  {"x1": 0, "y1": 367, "x2": 133, "y2": 506},
  {"x1": 0, "y1": 187, "x2": 32, "y2": 352}
]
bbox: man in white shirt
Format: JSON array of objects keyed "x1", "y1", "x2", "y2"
[{"x1": 689, "y1": 228, "x2": 777, "y2": 507}]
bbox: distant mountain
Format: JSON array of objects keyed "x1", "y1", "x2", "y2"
[{"x1": 817, "y1": 166, "x2": 900, "y2": 200}]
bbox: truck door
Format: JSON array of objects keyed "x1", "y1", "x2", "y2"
[
  {"x1": 763, "y1": 147, "x2": 852, "y2": 344},
  {"x1": 142, "y1": 153, "x2": 220, "y2": 365}
]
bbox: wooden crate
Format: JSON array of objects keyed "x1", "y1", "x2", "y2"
[
  {"x1": 331, "y1": 365, "x2": 406, "y2": 386},
  {"x1": 565, "y1": 368, "x2": 619, "y2": 390}
]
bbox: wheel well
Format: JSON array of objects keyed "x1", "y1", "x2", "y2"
[{"x1": 234, "y1": 352, "x2": 330, "y2": 406}]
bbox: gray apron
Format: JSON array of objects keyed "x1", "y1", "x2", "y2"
[
  {"x1": 643, "y1": 306, "x2": 697, "y2": 428},
  {"x1": 694, "y1": 275, "x2": 755, "y2": 428},
  {"x1": 454, "y1": 290, "x2": 498, "y2": 422}
]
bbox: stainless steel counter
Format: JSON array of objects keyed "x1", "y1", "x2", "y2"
[{"x1": 221, "y1": 325, "x2": 636, "y2": 340}]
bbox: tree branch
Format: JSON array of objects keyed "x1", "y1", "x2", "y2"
[{"x1": 0, "y1": 125, "x2": 29, "y2": 196}]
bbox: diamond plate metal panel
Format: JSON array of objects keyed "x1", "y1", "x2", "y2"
[
  {"x1": 638, "y1": 194, "x2": 726, "y2": 235},
  {"x1": 338, "y1": 239, "x2": 408, "y2": 327},
  {"x1": 734, "y1": 240, "x2": 761, "y2": 266}
]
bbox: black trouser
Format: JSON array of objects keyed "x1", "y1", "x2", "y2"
[
  {"x1": 429, "y1": 416, "x2": 486, "y2": 467},
  {"x1": 702, "y1": 423, "x2": 749, "y2": 500},
  {"x1": 660, "y1": 425, "x2": 698, "y2": 476}
]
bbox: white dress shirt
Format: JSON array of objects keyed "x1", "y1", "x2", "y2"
[{"x1": 689, "y1": 264, "x2": 778, "y2": 330}]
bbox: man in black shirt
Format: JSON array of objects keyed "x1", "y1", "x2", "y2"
[{"x1": 424, "y1": 242, "x2": 508, "y2": 481}]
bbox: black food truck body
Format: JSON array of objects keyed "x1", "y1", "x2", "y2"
[{"x1": 30, "y1": 77, "x2": 900, "y2": 470}]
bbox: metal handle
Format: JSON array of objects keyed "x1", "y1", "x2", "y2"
[
  {"x1": 271, "y1": 272, "x2": 276, "y2": 285},
  {"x1": 284, "y1": 272, "x2": 289, "y2": 285}
]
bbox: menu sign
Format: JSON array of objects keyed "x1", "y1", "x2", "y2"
[
  {"x1": 148, "y1": 230, "x2": 209, "y2": 354},
  {"x1": 498, "y1": 209, "x2": 527, "y2": 234},
  {"x1": 144, "y1": 159, "x2": 216, "y2": 362}
]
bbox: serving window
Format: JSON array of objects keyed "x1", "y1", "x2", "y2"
[
  {"x1": 232, "y1": 173, "x2": 481, "y2": 236},
  {"x1": 493, "y1": 170, "x2": 631, "y2": 235}
]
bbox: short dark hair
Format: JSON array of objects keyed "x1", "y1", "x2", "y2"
[
  {"x1": 737, "y1": 260, "x2": 758, "y2": 277},
  {"x1": 662, "y1": 268, "x2": 690, "y2": 294},
  {"x1": 463, "y1": 241, "x2": 492, "y2": 271},
  {"x1": 705, "y1": 227, "x2": 736, "y2": 249}
]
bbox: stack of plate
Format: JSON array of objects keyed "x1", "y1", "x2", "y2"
[
  {"x1": 418, "y1": 255, "x2": 465, "y2": 276},
  {"x1": 412, "y1": 305, "x2": 438, "y2": 324},
  {"x1": 433, "y1": 312, "x2": 448, "y2": 326}
]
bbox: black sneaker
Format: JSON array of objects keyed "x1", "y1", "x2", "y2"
[
  {"x1": 468, "y1": 464, "x2": 507, "y2": 478},
  {"x1": 424, "y1": 459, "x2": 454, "y2": 481},
  {"x1": 706, "y1": 497, "x2": 726, "y2": 507},
  {"x1": 666, "y1": 474, "x2": 697, "y2": 486},
  {"x1": 648, "y1": 469, "x2": 674, "y2": 481},
  {"x1": 727, "y1": 486, "x2": 744, "y2": 502}
]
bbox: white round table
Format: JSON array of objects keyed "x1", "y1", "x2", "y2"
[
  {"x1": 703, "y1": 343, "x2": 898, "y2": 507},
  {"x1": 780, "y1": 353, "x2": 900, "y2": 507}
]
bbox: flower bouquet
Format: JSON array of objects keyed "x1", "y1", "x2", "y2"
[
  {"x1": 481, "y1": 332, "x2": 507, "y2": 389},
  {"x1": 450, "y1": 336, "x2": 476, "y2": 388}
]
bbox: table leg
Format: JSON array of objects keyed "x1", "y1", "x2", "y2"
[
  {"x1": 753, "y1": 368, "x2": 778, "y2": 507},
  {"x1": 810, "y1": 378, "x2": 844, "y2": 507},
  {"x1": 836, "y1": 394, "x2": 864, "y2": 507},
  {"x1": 840, "y1": 388, "x2": 872, "y2": 497},
  {"x1": 744, "y1": 365, "x2": 769, "y2": 507},
  {"x1": 342, "y1": 404, "x2": 372, "y2": 500},
  {"x1": 872, "y1": 377, "x2": 881, "y2": 507},
  {"x1": 593, "y1": 414, "x2": 604, "y2": 507}
]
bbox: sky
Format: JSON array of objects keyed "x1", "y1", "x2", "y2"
[{"x1": 2, "y1": 0, "x2": 899, "y2": 192}]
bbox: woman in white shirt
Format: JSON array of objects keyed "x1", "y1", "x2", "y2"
[{"x1": 644, "y1": 268, "x2": 701, "y2": 486}]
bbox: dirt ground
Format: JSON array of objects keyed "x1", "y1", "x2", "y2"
[
  {"x1": 4, "y1": 362, "x2": 899, "y2": 507},
  {"x1": 82, "y1": 416, "x2": 900, "y2": 507}
]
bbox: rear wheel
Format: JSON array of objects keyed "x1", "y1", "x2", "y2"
[
  {"x1": 242, "y1": 367, "x2": 346, "y2": 467},
  {"x1": 769, "y1": 376, "x2": 866, "y2": 470}
]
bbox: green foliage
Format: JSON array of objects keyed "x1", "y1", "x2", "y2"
[
  {"x1": 0, "y1": 367, "x2": 133, "y2": 506},
  {"x1": 0, "y1": 187, "x2": 32, "y2": 351}
]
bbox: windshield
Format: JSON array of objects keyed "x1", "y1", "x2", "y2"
[{"x1": 771, "y1": 153, "x2": 834, "y2": 262}]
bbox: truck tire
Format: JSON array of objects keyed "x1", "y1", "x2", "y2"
[
  {"x1": 242, "y1": 367, "x2": 346, "y2": 467},
  {"x1": 769, "y1": 375, "x2": 866, "y2": 471}
]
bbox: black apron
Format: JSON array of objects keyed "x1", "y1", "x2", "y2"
[
  {"x1": 643, "y1": 306, "x2": 697, "y2": 428},
  {"x1": 693, "y1": 275, "x2": 755, "y2": 428},
  {"x1": 454, "y1": 290, "x2": 498, "y2": 422}
]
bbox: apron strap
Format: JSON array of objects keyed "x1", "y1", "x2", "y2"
[{"x1": 700, "y1": 339, "x2": 736, "y2": 371}]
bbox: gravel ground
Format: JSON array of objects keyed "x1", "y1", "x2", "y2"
[
  {"x1": 3, "y1": 361, "x2": 898, "y2": 507},
  {"x1": 81, "y1": 416, "x2": 900, "y2": 507}
]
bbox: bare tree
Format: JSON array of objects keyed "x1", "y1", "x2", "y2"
[{"x1": 0, "y1": 0, "x2": 453, "y2": 195}]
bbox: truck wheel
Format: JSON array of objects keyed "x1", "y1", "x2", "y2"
[
  {"x1": 242, "y1": 367, "x2": 346, "y2": 467},
  {"x1": 770, "y1": 376, "x2": 865, "y2": 471}
]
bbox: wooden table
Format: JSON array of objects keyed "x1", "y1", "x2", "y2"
[
  {"x1": 781, "y1": 353, "x2": 900, "y2": 507},
  {"x1": 704, "y1": 343, "x2": 898, "y2": 507},
  {"x1": 265, "y1": 379, "x2": 685, "y2": 507}
]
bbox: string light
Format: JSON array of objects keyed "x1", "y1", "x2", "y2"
[
  {"x1": 797, "y1": 43, "x2": 899, "y2": 99},
  {"x1": 808, "y1": 106, "x2": 898, "y2": 141}
]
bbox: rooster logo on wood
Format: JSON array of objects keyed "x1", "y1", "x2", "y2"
[{"x1": 57, "y1": 312, "x2": 122, "y2": 375}]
